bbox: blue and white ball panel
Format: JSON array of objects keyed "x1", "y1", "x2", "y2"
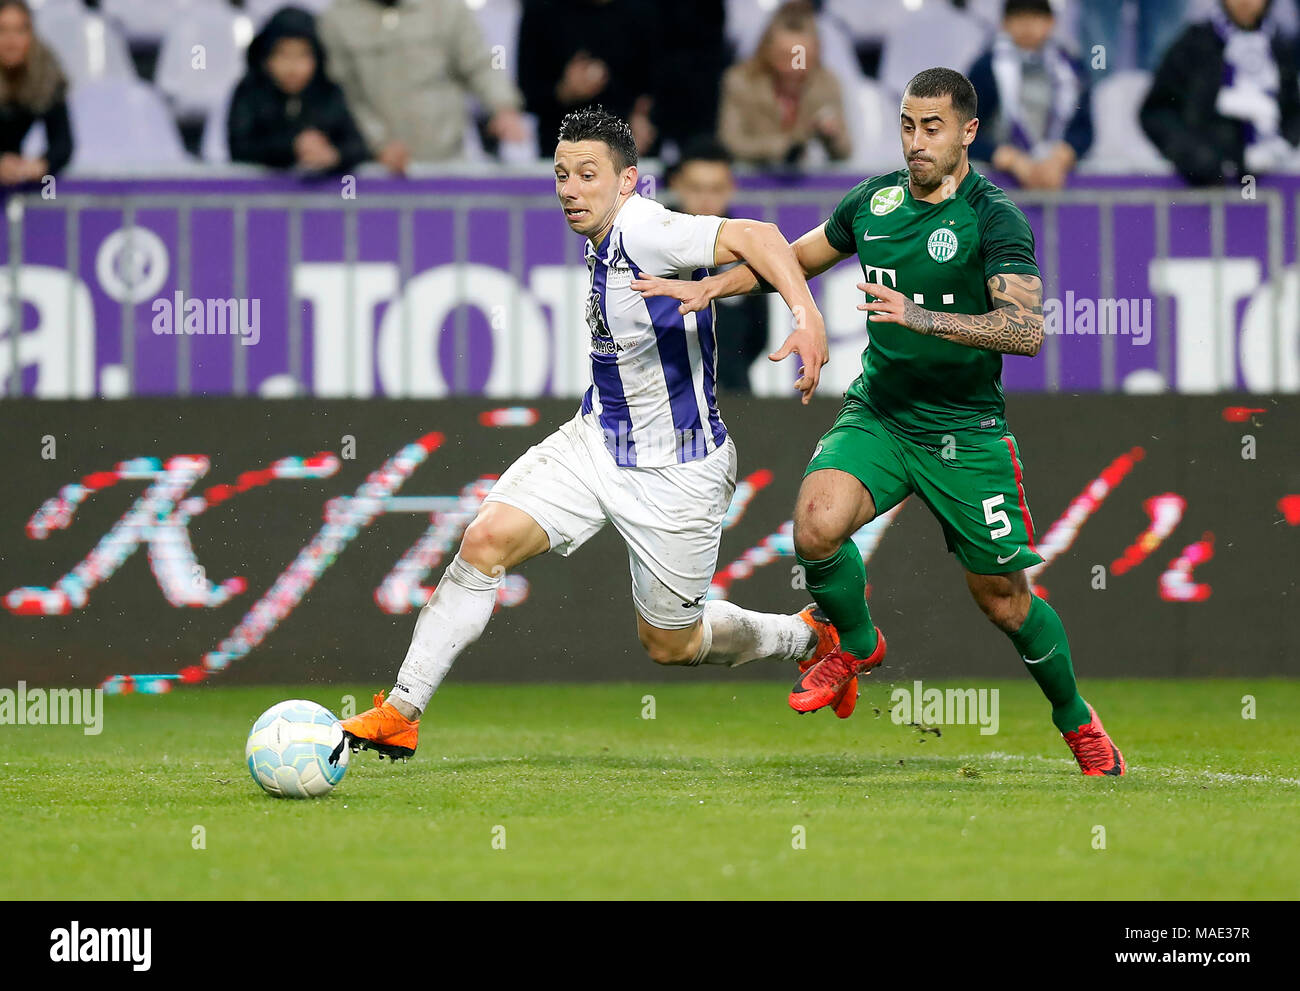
[{"x1": 245, "y1": 699, "x2": 348, "y2": 799}]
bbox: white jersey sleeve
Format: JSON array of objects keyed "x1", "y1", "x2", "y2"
[{"x1": 621, "y1": 203, "x2": 725, "y2": 277}]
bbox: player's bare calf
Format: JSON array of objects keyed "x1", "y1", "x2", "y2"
[{"x1": 965, "y1": 570, "x2": 1033, "y2": 634}]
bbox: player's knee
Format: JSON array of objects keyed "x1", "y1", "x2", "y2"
[
  {"x1": 459, "y1": 512, "x2": 510, "y2": 570},
  {"x1": 638, "y1": 631, "x2": 693, "y2": 665},
  {"x1": 792, "y1": 516, "x2": 842, "y2": 562}
]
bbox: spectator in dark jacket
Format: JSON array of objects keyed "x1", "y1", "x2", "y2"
[
  {"x1": 228, "y1": 6, "x2": 368, "y2": 174},
  {"x1": 967, "y1": 0, "x2": 1092, "y2": 190},
  {"x1": 642, "y1": 0, "x2": 728, "y2": 160},
  {"x1": 0, "y1": 0, "x2": 71, "y2": 183},
  {"x1": 517, "y1": 0, "x2": 659, "y2": 154},
  {"x1": 1141, "y1": 0, "x2": 1300, "y2": 185}
]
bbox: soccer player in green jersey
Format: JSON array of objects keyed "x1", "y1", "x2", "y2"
[{"x1": 633, "y1": 68, "x2": 1124, "y2": 776}]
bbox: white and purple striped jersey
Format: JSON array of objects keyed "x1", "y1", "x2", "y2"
[{"x1": 579, "y1": 194, "x2": 729, "y2": 468}]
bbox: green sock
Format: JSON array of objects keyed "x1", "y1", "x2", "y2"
[
  {"x1": 1009, "y1": 596, "x2": 1090, "y2": 734},
  {"x1": 797, "y1": 541, "x2": 879, "y2": 658}
]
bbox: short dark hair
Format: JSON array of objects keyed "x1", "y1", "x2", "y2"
[
  {"x1": 676, "y1": 137, "x2": 733, "y2": 169},
  {"x1": 903, "y1": 67, "x2": 978, "y2": 122},
  {"x1": 666, "y1": 137, "x2": 733, "y2": 184},
  {"x1": 1004, "y1": 0, "x2": 1053, "y2": 16},
  {"x1": 557, "y1": 104, "x2": 638, "y2": 172}
]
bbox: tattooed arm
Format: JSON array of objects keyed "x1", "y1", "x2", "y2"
[{"x1": 857, "y1": 274, "x2": 1044, "y2": 357}]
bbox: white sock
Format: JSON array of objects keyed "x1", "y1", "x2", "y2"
[
  {"x1": 690, "y1": 600, "x2": 817, "y2": 667},
  {"x1": 391, "y1": 554, "x2": 501, "y2": 714}
]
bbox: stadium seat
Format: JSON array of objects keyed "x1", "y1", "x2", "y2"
[
  {"x1": 67, "y1": 78, "x2": 190, "y2": 168},
  {"x1": 845, "y1": 77, "x2": 904, "y2": 173},
  {"x1": 33, "y1": 6, "x2": 135, "y2": 88},
  {"x1": 27, "y1": 0, "x2": 83, "y2": 18},
  {"x1": 824, "y1": 0, "x2": 889, "y2": 44},
  {"x1": 468, "y1": 0, "x2": 521, "y2": 84},
  {"x1": 155, "y1": 6, "x2": 254, "y2": 122},
  {"x1": 877, "y1": 3, "x2": 990, "y2": 101},
  {"x1": 1083, "y1": 70, "x2": 1171, "y2": 173},
  {"x1": 200, "y1": 84, "x2": 234, "y2": 164},
  {"x1": 101, "y1": 0, "x2": 228, "y2": 45},
  {"x1": 723, "y1": 0, "x2": 761, "y2": 58}
]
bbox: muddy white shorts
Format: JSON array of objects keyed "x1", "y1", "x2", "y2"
[{"x1": 482, "y1": 412, "x2": 737, "y2": 629}]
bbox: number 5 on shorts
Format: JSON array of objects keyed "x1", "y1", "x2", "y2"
[{"x1": 983, "y1": 495, "x2": 1012, "y2": 540}]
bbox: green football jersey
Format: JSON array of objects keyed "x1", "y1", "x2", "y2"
[{"x1": 823, "y1": 166, "x2": 1040, "y2": 444}]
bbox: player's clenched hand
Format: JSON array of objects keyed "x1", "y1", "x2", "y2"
[
  {"x1": 768, "y1": 308, "x2": 828, "y2": 405},
  {"x1": 631, "y1": 272, "x2": 713, "y2": 314},
  {"x1": 857, "y1": 281, "x2": 916, "y2": 327}
]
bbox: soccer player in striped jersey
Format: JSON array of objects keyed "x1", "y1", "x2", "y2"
[
  {"x1": 338, "y1": 106, "x2": 852, "y2": 761},
  {"x1": 634, "y1": 69, "x2": 1124, "y2": 776}
]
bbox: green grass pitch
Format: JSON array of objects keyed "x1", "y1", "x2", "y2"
[{"x1": 2, "y1": 679, "x2": 1296, "y2": 900}]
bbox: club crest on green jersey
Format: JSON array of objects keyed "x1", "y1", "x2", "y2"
[
  {"x1": 927, "y1": 227, "x2": 959, "y2": 262},
  {"x1": 870, "y1": 186, "x2": 905, "y2": 215}
]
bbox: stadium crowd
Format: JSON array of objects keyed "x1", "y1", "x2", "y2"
[{"x1": 1, "y1": 0, "x2": 1298, "y2": 186}]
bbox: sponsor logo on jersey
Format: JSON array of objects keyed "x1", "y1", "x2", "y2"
[
  {"x1": 870, "y1": 186, "x2": 905, "y2": 216},
  {"x1": 927, "y1": 227, "x2": 959, "y2": 263},
  {"x1": 585, "y1": 292, "x2": 622, "y2": 354},
  {"x1": 605, "y1": 239, "x2": 633, "y2": 285}
]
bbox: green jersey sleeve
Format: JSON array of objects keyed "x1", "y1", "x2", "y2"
[
  {"x1": 824, "y1": 182, "x2": 871, "y2": 254},
  {"x1": 979, "y1": 200, "x2": 1040, "y2": 281}
]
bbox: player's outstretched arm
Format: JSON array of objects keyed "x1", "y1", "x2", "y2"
[
  {"x1": 630, "y1": 256, "x2": 761, "y2": 313},
  {"x1": 632, "y1": 223, "x2": 849, "y2": 314},
  {"x1": 858, "y1": 273, "x2": 1045, "y2": 357},
  {"x1": 711, "y1": 219, "x2": 831, "y2": 403}
]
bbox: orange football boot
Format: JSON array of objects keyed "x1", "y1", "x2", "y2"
[
  {"x1": 336, "y1": 690, "x2": 419, "y2": 762},
  {"x1": 1061, "y1": 704, "x2": 1126, "y2": 776},
  {"x1": 796, "y1": 604, "x2": 858, "y2": 718},
  {"x1": 789, "y1": 628, "x2": 886, "y2": 714}
]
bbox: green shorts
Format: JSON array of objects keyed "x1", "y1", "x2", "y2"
[{"x1": 805, "y1": 399, "x2": 1044, "y2": 575}]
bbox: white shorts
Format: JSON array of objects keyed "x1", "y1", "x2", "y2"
[{"x1": 483, "y1": 412, "x2": 738, "y2": 629}]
